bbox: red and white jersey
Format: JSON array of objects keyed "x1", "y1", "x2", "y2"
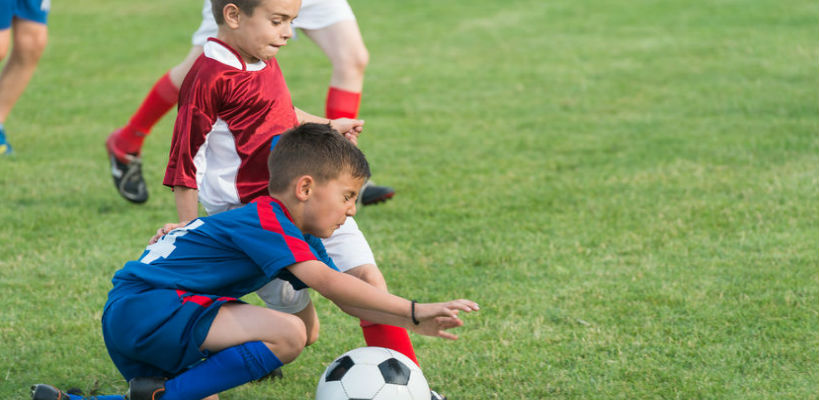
[{"x1": 164, "y1": 38, "x2": 299, "y2": 214}]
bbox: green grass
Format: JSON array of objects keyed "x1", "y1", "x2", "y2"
[{"x1": 1, "y1": 0, "x2": 817, "y2": 398}]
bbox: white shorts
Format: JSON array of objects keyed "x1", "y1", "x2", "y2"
[
  {"x1": 209, "y1": 204, "x2": 375, "y2": 313},
  {"x1": 192, "y1": 0, "x2": 356, "y2": 46}
]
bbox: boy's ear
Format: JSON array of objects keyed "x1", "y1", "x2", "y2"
[
  {"x1": 295, "y1": 175, "x2": 314, "y2": 201},
  {"x1": 223, "y1": 3, "x2": 242, "y2": 29}
]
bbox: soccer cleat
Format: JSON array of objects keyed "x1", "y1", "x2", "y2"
[
  {"x1": 126, "y1": 377, "x2": 165, "y2": 400},
  {"x1": 430, "y1": 389, "x2": 448, "y2": 400},
  {"x1": 30, "y1": 384, "x2": 72, "y2": 400},
  {"x1": 106, "y1": 130, "x2": 148, "y2": 204},
  {"x1": 359, "y1": 181, "x2": 395, "y2": 206},
  {"x1": 0, "y1": 127, "x2": 12, "y2": 155}
]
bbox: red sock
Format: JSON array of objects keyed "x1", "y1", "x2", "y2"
[
  {"x1": 325, "y1": 86, "x2": 361, "y2": 119},
  {"x1": 115, "y1": 72, "x2": 179, "y2": 154},
  {"x1": 361, "y1": 320, "x2": 419, "y2": 365}
]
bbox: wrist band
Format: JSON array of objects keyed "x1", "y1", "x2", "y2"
[{"x1": 411, "y1": 300, "x2": 420, "y2": 325}]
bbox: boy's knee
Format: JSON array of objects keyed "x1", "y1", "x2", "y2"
[
  {"x1": 347, "y1": 263, "x2": 387, "y2": 291},
  {"x1": 13, "y1": 30, "x2": 48, "y2": 63},
  {"x1": 336, "y1": 48, "x2": 368, "y2": 77},
  {"x1": 268, "y1": 314, "x2": 307, "y2": 363}
]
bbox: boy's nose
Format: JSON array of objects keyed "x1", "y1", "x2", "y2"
[{"x1": 347, "y1": 203, "x2": 357, "y2": 217}]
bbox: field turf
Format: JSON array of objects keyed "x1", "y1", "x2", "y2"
[{"x1": 0, "y1": 0, "x2": 816, "y2": 398}]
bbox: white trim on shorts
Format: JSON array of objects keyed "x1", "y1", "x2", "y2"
[{"x1": 192, "y1": 0, "x2": 356, "y2": 46}]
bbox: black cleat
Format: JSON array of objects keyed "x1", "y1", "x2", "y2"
[
  {"x1": 126, "y1": 377, "x2": 166, "y2": 400},
  {"x1": 106, "y1": 130, "x2": 148, "y2": 204},
  {"x1": 430, "y1": 389, "x2": 448, "y2": 400},
  {"x1": 30, "y1": 384, "x2": 71, "y2": 400},
  {"x1": 359, "y1": 181, "x2": 395, "y2": 206}
]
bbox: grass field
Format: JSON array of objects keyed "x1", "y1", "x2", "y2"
[{"x1": 1, "y1": 0, "x2": 817, "y2": 398}]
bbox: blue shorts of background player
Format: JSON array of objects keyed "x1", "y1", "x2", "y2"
[{"x1": 0, "y1": 0, "x2": 49, "y2": 28}]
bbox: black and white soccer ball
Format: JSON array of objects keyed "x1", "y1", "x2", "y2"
[{"x1": 316, "y1": 346, "x2": 430, "y2": 400}]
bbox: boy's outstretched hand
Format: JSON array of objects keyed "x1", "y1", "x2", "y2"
[
  {"x1": 412, "y1": 299, "x2": 479, "y2": 340},
  {"x1": 329, "y1": 118, "x2": 364, "y2": 145}
]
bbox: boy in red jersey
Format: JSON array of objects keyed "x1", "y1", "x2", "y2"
[{"x1": 105, "y1": 0, "x2": 393, "y2": 205}]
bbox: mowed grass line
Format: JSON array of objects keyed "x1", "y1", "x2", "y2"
[{"x1": 1, "y1": 0, "x2": 816, "y2": 398}]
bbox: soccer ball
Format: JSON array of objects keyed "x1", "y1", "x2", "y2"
[{"x1": 316, "y1": 346, "x2": 430, "y2": 400}]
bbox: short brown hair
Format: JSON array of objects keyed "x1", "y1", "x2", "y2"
[
  {"x1": 267, "y1": 123, "x2": 371, "y2": 193},
  {"x1": 211, "y1": 0, "x2": 261, "y2": 25}
]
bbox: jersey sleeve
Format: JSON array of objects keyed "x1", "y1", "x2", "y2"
[
  {"x1": 163, "y1": 61, "x2": 224, "y2": 189},
  {"x1": 229, "y1": 200, "x2": 327, "y2": 283}
]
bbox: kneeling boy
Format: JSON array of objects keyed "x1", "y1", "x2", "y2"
[{"x1": 32, "y1": 124, "x2": 478, "y2": 400}]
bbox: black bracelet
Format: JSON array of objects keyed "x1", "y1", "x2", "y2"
[{"x1": 411, "y1": 300, "x2": 420, "y2": 325}]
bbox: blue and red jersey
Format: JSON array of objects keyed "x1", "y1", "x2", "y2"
[{"x1": 107, "y1": 195, "x2": 337, "y2": 303}]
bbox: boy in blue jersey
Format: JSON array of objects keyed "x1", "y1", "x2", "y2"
[{"x1": 30, "y1": 123, "x2": 478, "y2": 400}]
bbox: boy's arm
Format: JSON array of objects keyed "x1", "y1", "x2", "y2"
[
  {"x1": 287, "y1": 260, "x2": 478, "y2": 330},
  {"x1": 338, "y1": 305, "x2": 467, "y2": 340},
  {"x1": 174, "y1": 186, "x2": 199, "y2": 222}
]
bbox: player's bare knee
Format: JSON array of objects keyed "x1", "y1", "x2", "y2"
[
  {"x1": 348, "y1": 263, "x2": 387, "y2": 291},
  {"x1": 269, "y1": 313, "x2": 306, "y2": 363},
  {"x1": 13, "y1": 32, "x2": 47, "y2": 64}
]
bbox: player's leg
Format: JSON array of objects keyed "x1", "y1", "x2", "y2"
[
  {"x1": 300, "y1": 19, "x2": 368, "y2": 114},
  {"x1": 107, "y1": 45, "x2": 201, "y2": 160},
  {"x1": 253, "y1": 282, "x2": 318, "y2": 381},
  {"x1": 125, "y1": 303, "x2": 305, "y2": 400},
  {"x1": 105, "y1": 46, "x2": 202, "y2": 204},
  {"x1": 0, "y1": 15, "x2": 47, "y2": 155},
  {"x1": 106, "y1": 0, "x2": 214, "y2": 203},
  {"x1": 0, "y1": 24, "x2": 10, "y2": 155},
  {"x1": 300, "y1": 7, "x2": 395, "y2": 205},
  {"x1": 321, "y1": 217, "x2": 420, "y2": 364}
]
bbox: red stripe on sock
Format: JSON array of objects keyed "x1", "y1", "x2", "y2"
[
  {"x1": 361, "y1": 321, "x2": 419, "y2": 365},
  {"x1": 325, "y1": 87, "x2": 361, "y2": 119}
]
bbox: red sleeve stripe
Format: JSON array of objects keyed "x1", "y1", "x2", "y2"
[{"x1": 256, "y1": 199, "x2": 317, "y2": 262}]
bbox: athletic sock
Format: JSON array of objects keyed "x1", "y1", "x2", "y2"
[
  {"x1": 161, "y1": 341, "x2": 283, "y2": 400},
  {"x1": 325, "y1": 86, "x2": 361, "y2": 119},
  {"x1": 115, "y1": 72, "x2": 179, "y2": 155},
  {"x1": 361, "y1": 320, "x2": 419, "y2": 365}
]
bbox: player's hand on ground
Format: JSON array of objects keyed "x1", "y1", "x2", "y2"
[
  {"x1": 148, "y1": 221, "x2": 189, "y2": 244},
  {"x1": 329, "y1": 118, "x2": 364, "y2": 145},
  {"x1": 415, "y1": 299, "x2": 479, "y2": 325},
  {"x1": 410, "y1": 316, "x2": 465, "y2": 340}
]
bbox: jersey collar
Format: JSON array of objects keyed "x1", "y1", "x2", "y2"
[
  {"x1": 253, "y1": 195, "x2": 295, "y2": 222},
  {"x1": 204, "y1": 37, "x2": 267, "y2": 72}
]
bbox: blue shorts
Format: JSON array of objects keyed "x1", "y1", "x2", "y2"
[
  {"x1": 0, "y1": 0, "x2": 49, "y2": 29},
  {"x1": 102, "y1": 284, "x2": 239, "y2": 380}
]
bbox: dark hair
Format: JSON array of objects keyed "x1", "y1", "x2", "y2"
[
  {"x1": 267, "y1": 123, "x2": 370, "y2": 193},
  {"x1": 211, "y1": 0, "x2": 261, "y2": 25}
]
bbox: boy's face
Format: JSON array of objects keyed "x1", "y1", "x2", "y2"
[
  {"x1": 232, "y1": 0, "x2": 301, "y2": 63},
  {"x1": 302, "y1": 172, "x2": 365, "y2": 238}
]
